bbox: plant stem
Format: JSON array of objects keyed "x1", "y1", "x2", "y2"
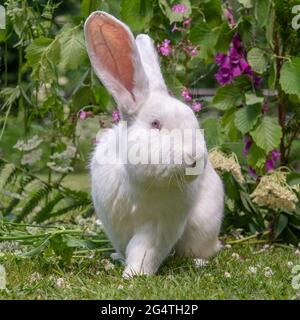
[
  {"x1": 74, "y1": 248, "x2": 113, "y2": 254},
  {"x1": 17, "y1": 46, "x2": 28, "y2": 141},
  {"x1": 4, "y1": 41, "x2": 8, "y2": 87},
  {"x1": 273, "y1": 28, "x2": 287, "y2": 165},
  {"x1": 0, "y1": 229, "x2": 83, "y2": 241},
  {"x1": 227, "y1": 230, "x2": 271, "y2": 244}
]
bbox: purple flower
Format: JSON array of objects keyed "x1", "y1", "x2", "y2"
[
  {"x1": 171, "y1": 23, "x2": 179, "y2": 32},
  {"x1": 215, "y1": 53, "x2": 226, "y2": 66},
  {"x1": 181, "y1": 88, "x2": 192, "y2": 102},
  {"x1": 253, "y1": 75, "x2": 262, "y2": 88},
  {"x1": 224, "y1": 8, "x2": 236, "y2": 27},
  {"x1": 243, "y1": 136, "x2": 252, "y2": 156},
  {"x1": 248, "y1": 166, "x2": 258, "y2": 180},
  {"x1": 190, "y1": 48, "x2": 198, "y2": 57},
  {"x1": 79, "y1": 110, "x2": 93, "y2": 120},
  {"x1": 232, "y1": 65, "x2": 243, "y2": 78},
  {"x1": 239, "y1": 58, "x2": 252, "y2": 75},
  {"x1": 215, "y1": 69, "x2": 232, "y2": 86},
  {"x1": 172, "y1": 4, "x2": 187, "y2": 13},
  {"x1": 192, "y1": 101, "x2": 202, "y2": 112},
  {"x1": 112, "y1": 110, "x2": 120, "y2": 123},
  {"x1": 232, "y1": 34, "x2": 243, "y2": 53},
  {"x1": 271, "y1": 150, "x2": 281, "y2": 162},
  {"x1": 229, "y1": 47, "x2": 240, "y2": 66},
  {"x1": 79, "y1": 111, "x2": 87, "y2": 120},
  {"x1": 266, "y1": 159, "x2": 274, "y2": 172},
  {"x1": 215, "y1": 32, "x2": 261, "y2": 86},
  {"x1": 183, "y1": 18, "x2": 192, "y2": 27},
  {"x1": 215, "y1": 59, "x2": 234, "y2": 85},
  {"x1": 215, "y1": 55, "x2": 235, "y2": 85},
  {"x1": 158, "y1": 39, "x2": 171, "y2": 56}
]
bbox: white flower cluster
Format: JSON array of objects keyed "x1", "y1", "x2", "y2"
[
  {"x1": 0, "y1": 265, "x2": 6, "y2": 290},
  {"x1": 21, "y1": 149, "x2": 42, "y2": 166},
  {"x1": 0, "y1": 241, "x2": 20, "y2": 253},
  {"x1": 101, "y1": 258, "x2": 115, "y2": 271},
  {"x1": 250, "y1": 171, "x2": 299, "y2": 212},
  {"x1": 14, "y1": 135, "x2": 43, "y2": 152},
  {"x1": 46, "y1": 162, "x2": 74, "y2": 173},
  {"x1": 47, "y1": 145, "x2": 77, "y2": 173},
  {"x1": 208, "y1": 149, "x2": 245, "y2": 184},
  {"x1": 50, "y1": 145, "x2": 76, "y2": 162}
]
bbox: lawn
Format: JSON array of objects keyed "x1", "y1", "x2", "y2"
[
  {"x1": 1, "y1": 242, "x2": 300, "y2": 300},
  {"x1": 0, "y1": 173, "x2": 300, "y2": 300}
]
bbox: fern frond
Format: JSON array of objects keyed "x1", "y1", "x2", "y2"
[
  {"x1": 0, "y1": 157, "x2": 92, "y2": 222},
  {"x1": 34, "y1": 192, "x2": 65, "y2": 223},
  {"x1": 49, "y1": 202, "x2": 92, "y2": 220},
  {"x1": 0, "y1": 163, "x2": 18, "y2": 190},
  {"x1": 15, "y1": 183, "x2": 53, "y2": 222},
  {"x1": 3, "y1": 175, "x2": 35, "y2": 217}
]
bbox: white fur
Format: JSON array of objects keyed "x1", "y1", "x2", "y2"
[{"x1": 86, "y1": 11, "x2": 224, "y2": 277}]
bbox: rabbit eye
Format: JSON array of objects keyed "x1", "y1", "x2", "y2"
[{"x1": 151, "y1": 120, "x2": 162, "y2": 130}]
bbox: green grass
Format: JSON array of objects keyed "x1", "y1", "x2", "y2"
[
  {"x1": 1, "y1": 173, "x2": 299, "y2": 300},
  {"x1": 1, "y1": 244, "x2": 300, "y2": 299}
]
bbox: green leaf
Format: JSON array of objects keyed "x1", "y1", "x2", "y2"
[
  {"x1": 92, "y1": 85, "x2": 110, "y2": 110},
  {"x1": 59, "y1": 27, "x2": 87, "y2": 70},
  {"x1": 223, "y1": 172, "x2": 240, "y2": 201},
  {"x1": 164, "y1": 73, "x2": 183, "y2": 97},
  {"x1": 245, "y1": 93, "x2": 264, "y2": 105},
  {"x1": 250, "y1": 117, "x2": 282, "y2": 153},
  {"x1": 246, "y1": 142, "x2": 266, "y2": 169},
  {"x1": 287, "y1": 172, "x2": 300, "y2": 186},
  {"x1": 25, "y1": 37, "x2": 60, "y2": 82},
  {"x1": 121, "y1": 0, "x2": 153, "y2": 32},
  {"x1": 189, "y1": 23, "x2": 221, "y2": 60},
  {"x1": 202, "y1": 0, "x2": 222, "y2": 27},
  {"x1": 237, "y1": 16, "x2": 253, "y2": 49},
  {"x1": 213, "y1": 84, "x2": 244, "y2": 110},
  {"x1": 274, "y1": 214, "x2": 288, "y2": 239},
  {"x1": 158, "y1": 0, "x2": 191, "y2": 23},
  {"x1": 201, "y1": 117, "x2": 222, "y2": 149},
  {"x1": 237, "y1": 0, "x2": 253, "y2": 8},
  {"x1": 0, "y1": 86, "x2": 21, "y2": 109},
  {"x1": 20, "y1": 235, "x2": 51, "y2": 257},
  {"x1": 221, "y1": 108, "x2": 242, "y2": 141},
  {"x1": 268, "y1": 60, "x2": 277, "y2": 90},
  {"x1": 282, "y1": 227, "x2": 299, "y2": 246},
  {"x1": 72, "y1": 87, "x2": 94, "y2": 111},
  {"x1": 280, "y1": 57, "x2": 300, "y2": 98},
  {"x1": 247, "y1": 48, "x2": 268, "y2": 74},
  {"x1": 234, "y1": 104, "x2": 262, "y2": 134},
  {"x1": 80, "y1": 0, "x2": 102, "y2": 18},
  {"x1": 265, "y1": 3, "x2": 275, "y2": 45},
  {"x1": 215, "y1": 22, "x2": 234, "y2": 53},
  {"x1": 254, "y1": 0, "x2": 270, "y2": 28}
]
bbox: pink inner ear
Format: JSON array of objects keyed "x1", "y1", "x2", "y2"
[{"x1": 86, "y1": 13, "x2": 135, "y2": 100}]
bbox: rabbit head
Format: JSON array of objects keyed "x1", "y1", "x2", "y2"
[{"x1": 85, "y1": 11, "x2": 206, "y2": 186}]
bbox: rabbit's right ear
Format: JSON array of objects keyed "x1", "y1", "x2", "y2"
[{"x1": 84, "y1": 11, "x2": 149, "y2": 115}]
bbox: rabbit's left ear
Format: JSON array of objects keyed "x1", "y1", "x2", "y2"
[
  {"x1": 84, "y1": 11, "x2": 149, "y2": 115},
  {"x1": 136, "y1": 34, "x2": 168, "y2": 93}
]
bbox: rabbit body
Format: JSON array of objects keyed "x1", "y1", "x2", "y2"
[{"x1": 86, "y1": 11, "x2": 224, "y2": 277}]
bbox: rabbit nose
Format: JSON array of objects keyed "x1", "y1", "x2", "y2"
[{"x1": 188, "y1": 161, "x2": 197, "y2": 168}]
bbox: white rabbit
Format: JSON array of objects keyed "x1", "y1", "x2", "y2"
[{"x1": 85, "y1": 11, "x2": 224, "y2": 277}]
